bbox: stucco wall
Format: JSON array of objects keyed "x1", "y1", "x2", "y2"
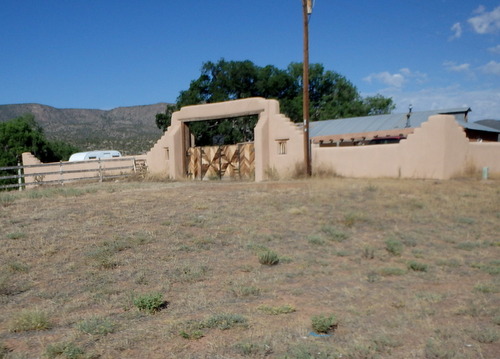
[
  {"x1": 312, "y1": 115, "x2": 500, "y2": 179},
  {"x1": 468, "y1": 142, "x2": 500, "y2": 175},
  {"x1": 22, "y1": 152, "x2": 145, "y2": 187}
]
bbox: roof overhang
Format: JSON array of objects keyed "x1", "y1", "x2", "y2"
[{"x1": 312, "y1": 128, "x2": 415, "y2": 144}]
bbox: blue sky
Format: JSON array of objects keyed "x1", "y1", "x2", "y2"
[{"x1": 1, "y1": 1, "x2": 499, "y2": 121}]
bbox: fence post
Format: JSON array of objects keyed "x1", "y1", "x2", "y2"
[
  {"x1": 98, "y1": 158, "x2": 103, "y2": 182},
  {"x1": 59, "y1": 161, "x2": 64, "y2": 185},
  {"x1": 17, "y1": 161, "x2": 23, "y2": 191}
]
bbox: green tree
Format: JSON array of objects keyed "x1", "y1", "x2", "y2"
[
  {"x1": 155, "y1": 59, "x2": 394, "y2": 145},
  {"x1": 1, "y1": 114, "x2": 79, "y2": 188}
]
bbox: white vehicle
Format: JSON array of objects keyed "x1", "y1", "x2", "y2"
[{"x1": 68, "y1": 150, "x2": 122, "y2": 162}]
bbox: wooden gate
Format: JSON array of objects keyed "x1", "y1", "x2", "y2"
[{"x1": 187, "y1": 143, "x2": 254, "y2": 180}]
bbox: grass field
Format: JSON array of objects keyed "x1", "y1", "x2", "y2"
[{"x1": 0, "y1": 178, "x2": 499, "y2": 358}]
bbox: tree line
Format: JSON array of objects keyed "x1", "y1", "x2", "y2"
[{"x1": 156, "y1": 59, "x2": 395, "y2": 145}]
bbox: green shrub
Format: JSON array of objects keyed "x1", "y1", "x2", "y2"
[
  {"x1": 362, "y1": 246, "x2": 375, "y2": 259},
  {"x1": 308, "y1": 235, "x2": 326, "y2": 246},
  {"x1": 202, "y1": 313, "x2": 248, "y2": 330},
  {"x1": 9, "y1": 309, "x2": 52, "y2": 332},
  {"x1": 179, "y1": 321, "x2": 205, "y2": 340},
  {"x1": 6, "y1": 232, "x2": 26, "y2": 240},
  {"x1": 321, "y1": 225, "x2": 349, "y2": 241},
  {"x1": 473, "y1": 283, "x2": 498, "y2": 294},
  {"x1": 234, "y1": 342, "x2": 272, "y2": 356},
  {"x1": 231, "y1": 285, "x2": 261, "y2": 298},
  {"x1": 133, "y1": 292, "x2": 165, "y2": 314},
  {"x1": 170, "y1": 264, "x2": 209, "y2": 283},
  {"x1": 8, "y1": 261, "x2": 29, "y2": 273},
  {"x1": 379, "y1": 267, "x2": 406, "y2": 276},
  {"x1": 77, "y1": 316, "x2": 115, "y2": 336},
  {"x1": 343, "y1": 212, "x2": 363, "y2": 228},
  {"x1": 385, "y1": 238, "x2": 403, "y2": 256},
  {"x1": 407, "y1": 261, "x2": 428, "y2": 272},
  {"x1": 45, "y1": 342, "x2": 85, "y2": 359},
  {"x1": 469, "y1": 326, "x2": 499, "y2": 343},
  {"x1": 424, "y1": 339, "x2": 457, "y2": 359},
  {"x1": 311, "y1": 314, "x2": 338, "y2": 334},
  {"x1": 258, "y1": 250, "x2": 280, "y2": 266},
  {"x1": 257, "y1": 304, "x2": 296, "y2": 315}
]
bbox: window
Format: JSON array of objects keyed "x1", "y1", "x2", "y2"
[{"x1": 277, "y1": 140, "x2": 287, "y2": 155}]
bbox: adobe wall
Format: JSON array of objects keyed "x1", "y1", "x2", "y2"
[
  {"x1": 22, "y1": 152, "x2": 145, "y2": 187},
  {"x1": 468, "y1": 142, "x2": 500, "y2": 175},
  {"x1": 312, "y1": 115, "x2": 500, "y2": 179},
  {"x1": 146, "y1": 97, "x2": 304, "y2": 181}
]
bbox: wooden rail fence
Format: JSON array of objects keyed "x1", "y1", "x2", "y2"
[{"x1": 0, "y1": 157, "x2": 143, "y2": 191}]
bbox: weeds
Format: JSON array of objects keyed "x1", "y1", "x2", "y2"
[
  {"x1": 202, "y1": 313, "x2": 248, "y2": 330},
  {"x1": 45, "y1": 342, "x2": 85, "y2": 359},
  {"x1": 234, "y1": 342, "x2": 272, "y2": 356},
  {"x1": 342, "y1": 211, "x2": 365, "y2": 228},
  {"x1": 8, "y1": 261, "x2": 29, "y2": 273},
  {"x1": 424, "y1": 339, "x2": 457, "y2": 359},
  {"x1": 308, "y1": 235, "x2": 326, "y2": 246},
  {"x1": 407, "y1": 261, "x2": 429, "y2": 272},
  {"x1": 170, "y1": 264, "x2": 209, "y2": 283},
  {"x1": 321, "y1": 225, "x2": 348, "y2": 242},
  {"x1": 379, "y1": 267, "x2": 406, "y2": 276},
  {"x1": 6, "y1": 232, "x2": 26, "y2": 240},
  {"x1": 231, "y1": 285, "x2": 261, "y2": 298},
  {"x1": 133, "y1": 292, "x2": 166, "y2": 314},
  {"x1": 178, "y1": 320, "x2": 205, "y2": 340},
  {"x1": 311, "y1": 314, "x2": 338, "y2": 334},
  {"x1": 473, "y1": 282, "x2": 499, "y2": 294},
  {"x1": 0, "y1": 193, "x2": 15, "y2": 207},
  {"x1": 258, "y1": 250, "x2": 280, "y2": 266},
  {"x1": 362, "y1": 246, "x2": 376, "y2": 259},
  {"x1": 76, "y1": 316, "x2": 116, "y2": 336},
  {"x1": 257, "y1": 304, "x2": 296, "y2": 315},
  {"x1": 9, "y1": 309, "x2": 52, "y2": 332},
  {"x1": 469, "y1": 326, "x2": 499, "y2": 343},
  {"x1": 385, "y1": 238, "x2": 404, "y2": 256}
]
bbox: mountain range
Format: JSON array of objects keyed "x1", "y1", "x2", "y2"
[{"x1": 0, "y1": 103, "x2": 168, "y2": 155}]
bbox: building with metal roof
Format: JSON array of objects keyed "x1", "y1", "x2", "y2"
[{"x1": 310, "y1": 108, "x2": 500, "y2": 145}]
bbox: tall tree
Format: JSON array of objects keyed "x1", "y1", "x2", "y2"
[
  {"x1": 1, "y1": 114, "x2": 79, "y2": 187},
  {"x1": 155, "y1": 59, "x2": 394, "y2": 145}
]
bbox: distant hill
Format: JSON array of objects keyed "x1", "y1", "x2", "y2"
[
  {"x1": 0, "y1": 103, "x2": 168, "y2": 155},
  {"x1": 476, "y1": 119, "x2": 500, "y2": 131}
]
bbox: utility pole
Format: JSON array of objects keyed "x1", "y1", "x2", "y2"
[{"x1": 302, "y1": 0, "x2": 313, "y2": 176}]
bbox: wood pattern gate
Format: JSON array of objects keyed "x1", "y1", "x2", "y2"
[{"x1": 186, "y1": 143, "x2": 254, "y2": 180}]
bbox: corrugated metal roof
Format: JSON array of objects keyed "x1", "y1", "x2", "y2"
[{"x1": 309, "y1": 108, "x2": 482, "y2": 138}]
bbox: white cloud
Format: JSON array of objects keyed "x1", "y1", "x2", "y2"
[
  {"x1": 443, "y1": 61, "x2": 470, "y2": 72},
  {"x1": 450, "y1": 22, "x2": 462, "y2": 40},
  {"x1": 468, "y1": 6, "x2": 500, "y2": 34},
  {"x1": 479, "y1": 60, "x2": 500, "y2": 75},
  {"x1": 363, "y1": 68, "x2": 427, "y2": 88},
  {"x1": 488, "y1": 44, "x2": 500, "y2": 54},
  {"x1": 364, "y1": 71, "x2": 405, "y2": 88}
]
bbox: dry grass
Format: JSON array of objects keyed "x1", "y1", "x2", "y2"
[{"x1": 0, "y1": 178, "x2": 499, "y2": 358}]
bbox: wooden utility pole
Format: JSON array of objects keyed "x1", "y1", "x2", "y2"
[{"x1": 302, "y1": 0, "x2": 312, "y2": 176}]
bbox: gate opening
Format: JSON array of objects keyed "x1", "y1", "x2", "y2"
[{"x1": 185, "y1": 115, "x2": 257, "y2": 180}]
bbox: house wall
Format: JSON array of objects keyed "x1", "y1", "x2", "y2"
[
  {"x1": 146, "y1": 98, "x2": 304, "y2": 181},
  {"x1": 312, "y1": 115, "x2": 500, "y2": 179}
]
